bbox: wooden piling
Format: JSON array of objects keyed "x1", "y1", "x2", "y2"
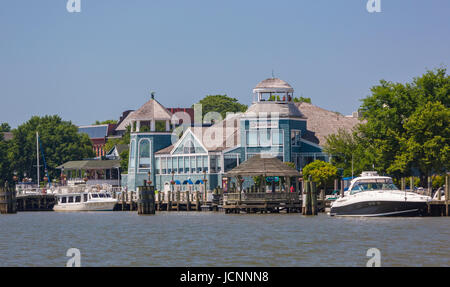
[
  {"x1": 410, "y1": 177, "x2": 414, "y2": 192},
  {"x1": 310, "y1": 181, "x2": 318, "y2": 216},
  {"x1": 195, "y1": 190, "x2": 200, "y2": 211},
  {"x1": 186, "y1": 190, "x2": 191, "y2": 211},
  {"x1": 167, "y1": 190, "x2": 171, "y2": 211},
  {"x1": 0, "y1": 183, "x2": 17, "y2": 214},
  {"x1": 176, "y1": 190, "x2": 180, "y2": 211},
  {"x1": 340, "y1": 180, "x2": 344, "y2": 198},
  {"x1": 446, "y1": 174, "x2": 449, "y2": 217},
  {"x1": 137, "y1": 185, "x2": 155, "y2": 215},
  {"x1": 130, "y1": 191, "x2": 134, "y2": 211}
]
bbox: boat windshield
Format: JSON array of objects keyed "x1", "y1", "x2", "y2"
[{"x1": 351, "y1": 178, "x2": 398, "y2": 193}]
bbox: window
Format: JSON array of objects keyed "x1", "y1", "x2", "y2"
[
  {"x1": 184, "y1": 157, "x2": 189, "y2": 173},
  {"x1": 61, "y1": 197, "x2": 67, "y2": 203},
  {"x1": 210, "y1": 156, "x2": 217, "y2": 173},
  {"x1": 259, "y1": 130, "x2": 271, "y2": 147},
  {"x1": 178, "y1": 157, "x2": 184, "y2": 173},
  {"x1": 68, "y1": 196, "x2": 74, "y2": 203},
  {"x1": 196, "y1": 156, "x2": 203, "y2": 173},
  {"x1": 247, "y1": 130, "x2": 258, "y2": 146},
  {"x1": 190, "y1": 157, "x2": 196, "y2": 173},
  {"x1": 272, "y1": 130, "x2": 283, "y2": 146},
  {"x1": 83, "y1": 194, "x2": 88, "y2": 202},
  {"x1": 184, "y1": 140, "x2": 195, "y2": 154},
  {"x1": 129, "y1": 140, "x2": 136, "y2": 168},
  {"x1": 91, "y1": 194, "x2": 98, "y2": 198},
  {"x1": 155, "y1": 157, "x2": 160, "y2": 174},
  {"x1": 161, "y1": 157, "x2": 167, "y2": 174},
  {"x1": 291, "y1": 130, "x2": 301, "y2": 146},
  {"x1": 138, "y1": 139, "x2": 151, "y2": 170}
]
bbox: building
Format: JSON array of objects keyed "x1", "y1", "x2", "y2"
[
  {"x1": 78, "y1": 124, "x2": 117, "y2": 158},
  {"x1": 125, "y1": 78, "x2": 361, "y2": 192}
]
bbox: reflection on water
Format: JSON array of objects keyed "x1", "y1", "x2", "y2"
[{"x1": 0, "y1": 212, "x2": 449, "y2": 267}]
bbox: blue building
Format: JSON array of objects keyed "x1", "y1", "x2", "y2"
[{"x1": 124, "y1": 78, "x2": 361, "y2": 192}]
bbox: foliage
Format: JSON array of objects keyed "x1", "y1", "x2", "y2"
[
  {"x1": 194, "y1": 95, "x2": 247, "y2": 119},
  {"x1": 293, "y1": 96, "x2": 312, "y2": 104},
  {"x1": 302, "y1": 160, "x2": 338, "y2": 191},
  {"x1": 0, "y1": 123, "x2": 11, "y2": 132},
  {"x1": 6, "y1": 115, "x2": 95, "y2": 182},
  {"x1": 0, "y1": 133, "x2": 10, "y2": 185},
  {"x1": 324, "y1": 68, "x2": 450, "y2": 184},
  {"x1": 120, "y1": 149, "x2": 129, "y2": 174},
  {"x1": 94, "y1": 120, "x2": 117, "y2": 125}
]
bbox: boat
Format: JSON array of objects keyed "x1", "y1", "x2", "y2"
[
  {"x1": 52, "y1": 184, "x2": 117, "y2": 212},
  {"x1": 330, "y1": 171, "x2": 431, "y2": 217}
]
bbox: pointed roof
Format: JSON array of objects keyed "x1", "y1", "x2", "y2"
[
  {"x1": 128, "y1": 98, "x2": 173, "y2": 121},
  {"x1": 225, "y1": 154, "x2": 300, "y2": 177},
  {"x1": 115, "y1": 98, "x2": 174, "y2": 131}
]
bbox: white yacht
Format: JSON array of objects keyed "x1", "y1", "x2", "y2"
[
  {"x1": 52, "y1": 184, "x2": 117, "y2": 212},
  {"x1": 330, "y1": 171, "x2": 431, "y2": 217}
]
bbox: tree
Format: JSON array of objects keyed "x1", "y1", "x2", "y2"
[
  {"x1": 302, "y1": 160, "x2": 338, "y2": 192},
  {"x1": 389, "y1": 101, "x2": 450, "y2": 180},
  {"x1": 325, "y1": 68, "x2": 450, "y2": 184},
  {"x1": 194, "y1": 95, "x2": 247, "y2": 119},
  {"x1": 0, "y1": 123, "x2": 11, "y2": 132},
  {"x1": 93, "y1": 120, "x2": 117, "y2": 125},
  {"x1": 0, "y1": 133, "x2": 10, "y2": 185},
  {"x1": 6, "y1": 115, "x2": 95, "y2": 182},
  {"x1": 293, "y1": 96, "x2": 312, "y2": 104}
]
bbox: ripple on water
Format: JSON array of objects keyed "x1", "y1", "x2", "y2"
[{"x1": 0, "y1": 212, "x2": 449, "y2": 266}]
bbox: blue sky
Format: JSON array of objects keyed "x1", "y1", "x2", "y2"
[{"x1": 1, "y1": 0, "x2": 449, "y2": 127}]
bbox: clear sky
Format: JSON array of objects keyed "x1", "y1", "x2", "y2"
[{"x1": 1, "y1": 0, "x2": 449, "y2": 128}]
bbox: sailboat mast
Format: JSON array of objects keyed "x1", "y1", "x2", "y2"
[{"x1": 36, "y1": 131, "x2": 40, "y2": 187}]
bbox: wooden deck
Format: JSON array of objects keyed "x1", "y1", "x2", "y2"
[{"x1": 223, "y1": 192, "x2": 303, "y2": 213}]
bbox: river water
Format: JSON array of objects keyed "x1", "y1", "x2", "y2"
[{"x1": 0, "y1": 212, "x2": 449, "y2": 267}]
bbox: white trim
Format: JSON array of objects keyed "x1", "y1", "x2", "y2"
[
  {"x1": 170, "y1": 128, "x2": 208, "y2": 155},
  {"x1": 331, "y1": 209, "x2": 420, "y2": 217},
  {"x1": 299, "y1": 138, "x2": 323, "y2": 150}
]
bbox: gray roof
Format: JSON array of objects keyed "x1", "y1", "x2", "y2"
[
  {"x1": 253, "y1": 78, "x2": 294, "y2": 93},
  {"x1": 244, "y1": 101, "x2": 306, "y2": 118},
  {"x1": 225, "y1": 154, "x2": 300, "y2": 177},
  {"x1": 1, "y1": 132, "x2": 13, "y2": 141},
  {"x1": 296, "y1": 102, "x2": 363, "y2": 145},
  {"x1": 56, "y1": 160, "x2": 121, "y2": 170}
]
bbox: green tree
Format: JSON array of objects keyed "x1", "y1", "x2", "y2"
[
  {"x1": 7, "y1": 115, "x2": 95, "y2": 182},
  {"x1": 0, "y1": 123, "x2": 11, "y2": 132},
  {"x1": 389, "y1": 101, "x2": 450, "y2": 180},
  {"x1": 293, "y1": 96, "x2": 312, "y2": 103},
  {"x1": 302, "y1": 160, "x2": 338, "y2": 192},
  {"x1": 325, "y1": 68, "x2": 450, "y2": 183},
  {"x1": 93, "y1": 120, "x2": 117, "y2": 125},
  {"x1": 0, "y1": 133, "x2": 11, "y2": 184},
  {"x1": 194, "y1": 95, "x2": 247, "y2": 119}
]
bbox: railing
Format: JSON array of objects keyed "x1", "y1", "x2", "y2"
[{"x1": 224, "y1": 192, "x2": 300, "y2": 203}]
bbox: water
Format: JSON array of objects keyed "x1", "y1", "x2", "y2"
[{"x1": 0, "y1": 212, "x2": 449, "y2": 267}]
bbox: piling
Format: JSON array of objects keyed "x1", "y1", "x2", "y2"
[
  {"x1": 130, "y1": 191, "x2": 134, "y2": 211},
  {"x1": 310, "y1": 181, "x2": 318, "y2": 216},
  {"x1": 446, "y1": 174, "x2": 449, "y2": 217},
  {"x1": 167, "y1": 190, "x2": 172, "y2": 211},
  {"x1": 195, "y1": 191, "x2": 200, "y2": 211},
  {"x1": 176, "y1": 190, "x2": 180, "y2": 211},
  {"x1": 137, "y1": 185, "x2": 155, "y2": 215},
  {"x1": 186, "y1": 190, "x2": 191, "y2": 211},
  {"x1": 410, "y1": 177, "x2": 414, "y2": 192},
  {"x1": 340, "y1": 180, "x2": 344, "y2": 198},
  {"x1": 0, "y1": 183, "x2": 17, "y2": 214},
  {"x1": 303, "y1": 180, "x2": 311, "y2": 215}
]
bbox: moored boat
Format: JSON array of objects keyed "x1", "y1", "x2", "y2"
[{"x1": 330, "y1": 171, "x2": 431, "y2": 217}]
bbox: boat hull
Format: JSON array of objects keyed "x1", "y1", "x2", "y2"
[
  {"x1": 53, "y1": 201, "x2": 117, "y2": 212},
  {"x1": 330, "y1": 200, "x2": 428, "y2": 217}
]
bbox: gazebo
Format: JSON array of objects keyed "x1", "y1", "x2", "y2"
[{"x1": 225, "y1": 154, "x2": 301, "y2": 193}]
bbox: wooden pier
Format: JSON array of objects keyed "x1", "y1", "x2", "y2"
[
  {"x1": 16, "y1": 193, "x2": 56, "y2": 211},
  {"x1": 223, "y1": 192, "x2": 301, "y2": 214}
]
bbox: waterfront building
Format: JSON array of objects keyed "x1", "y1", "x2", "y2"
[
  {"x1": 78, "y1": 124, "x2": 117, "y2": 158},
  {"x1": 125, "y1": 78, "x2": 361, "y2": 192},
  {"x1": 56, "y1": 160, "x2": 121, "y2": 186}
]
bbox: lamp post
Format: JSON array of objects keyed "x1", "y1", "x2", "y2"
[
  {"x1": 147, "y1": 171, "x2": 152, "y2": 186},
  {"x1": 203, "y1": 171, "x2": 208, "y2": 202}
]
